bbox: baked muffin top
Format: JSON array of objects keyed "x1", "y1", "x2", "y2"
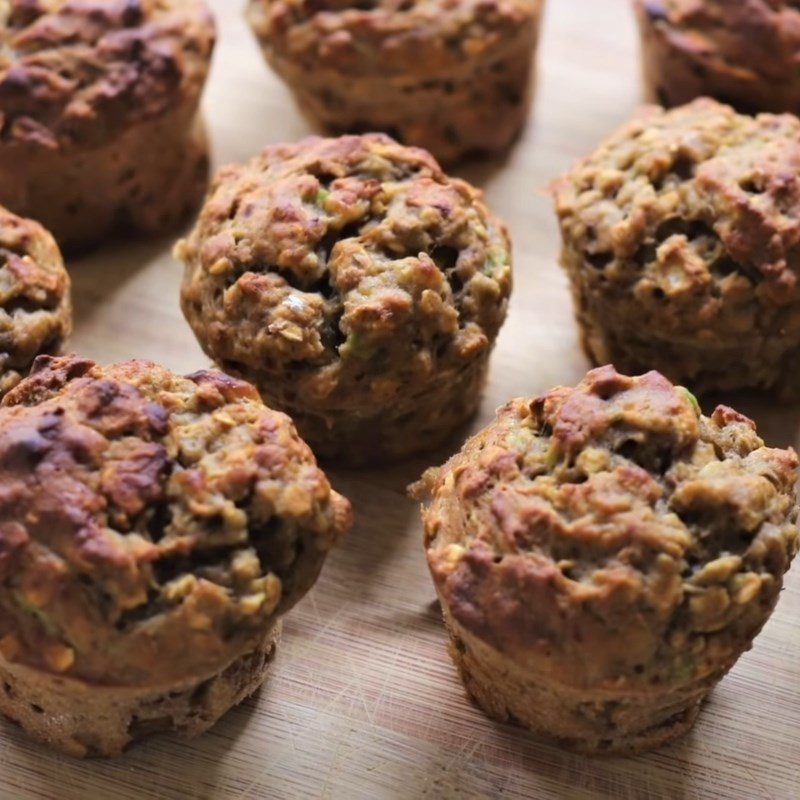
[
  {"x1": 178, "y1": 134, "x2": 511, "y2": 414},
  {"x1": 554, "y1": 98, "x2": 800, "y2": 342},
  {"x1": 417, "y1": 367, "x2": 799, "y2": 689},
  {"x1": 0, "y1": 205, "x2": 70, "y2": 397},
  {"x1": 0, "y1": 355, "x2": 351, "y2": 686},
  {"x1": 638, "y1": 1, "x2": 800, "y2": 86},
  {"x1": 0, "y1": 0, "x2": 216, "y2": 148},
  {"x1": 247, "y1": 0, "x2": 540, "y2": 75}
]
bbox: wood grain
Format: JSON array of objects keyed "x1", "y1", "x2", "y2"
[{"x1": 1, "y1": 1, "x2": 799, "y2": 798}]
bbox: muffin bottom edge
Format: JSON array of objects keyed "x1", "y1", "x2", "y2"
[
  {"x1": 443, "y1": 614, "x2": 711, "y2": 756},
  {"x1": 0, "y1": 622, "x2": 281, "y2": 758}
]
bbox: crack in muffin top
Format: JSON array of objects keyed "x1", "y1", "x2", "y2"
[
  {"x1": 0, "y1": 205, "x2": 70, "y2": 397},
  {"x1": 554, "y1": 98, "x2": 800, "y2": 340},
  {"x1": 417, "y1": 366, "x2": 799, "y2": 687},
  {"x1": 0, "y1": 355, "x2": 351, "y2": 686},
  {"x1": 178, "y1": 134, "x2": 512, "y2": 413},
  {"x1": 247, "y1": 0, "x2": 540, "y2": 75},
  {"x1": 0, "y1": 0, "x2": 215, "y2": 148},
  {"x1": 639, "y1": 0, "x2": 800, "y2": 85}
]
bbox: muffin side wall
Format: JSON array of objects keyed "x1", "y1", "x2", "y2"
[
  {"x1": 0, "y1": 106, "x2": 210, "y2": 252},
  {"x1": 0, "y1": 623, "x2": 281, "y2": 758},
  {"x1": 247, "y1": 0, "x2": 543, "y2": 164}
]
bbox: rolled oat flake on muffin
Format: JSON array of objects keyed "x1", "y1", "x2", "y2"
[
  {"x1": 634, "y1": 0, "x2": 800, "y2": 114},
  {"x1": 414, "y1": 366, "x2": 799, "y2": 754},
  {"x1": 178, "y1": 133, "x2": 512, "y2": 464},
  {"x1": 246, "y1": 0, "x2": 544, "y2": 165},
  {"x1": 0, "y1": 204, "x2": 71, "y2": 397},
  {"x1": 554, "y1": 97, "x2": 800, "y2": 397},
  {"x1": 0, "y1": 355, "x2": 351, "y2": 757},
  {"x1": 0, "y1": 0, "x2": 216, "y2": 251}
]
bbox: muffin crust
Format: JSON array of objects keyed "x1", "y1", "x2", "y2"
[
  {"x1": 0, "y1": 205, "x2": 71, "y2": 397},
  {"x1": 554, "y1": 97, "x2": 800, "y2": 396},
  {"x1": 247, "y1": 0, "x2": 543, "y2": 164},
  {"x1": 634, "y1": 0, "x2": 800, "y2": 114},
  {"x1": 178, "y1": 134, "x2": 512, "y2": 464},
  {"x1": 0, "y1": 0, "x2": 216, "y2": 250},
  {"x1": 0, "y1": 0, "x2": 214, "y2": 147},
  {"x1": 416, "y1": 367, "x2": 799, "y2": 753},
  {"x1": 0, "y1": 355, "x2": 351, "y2": 755}
]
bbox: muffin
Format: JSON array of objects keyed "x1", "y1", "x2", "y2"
[
  {"x1": 0, "y1": 0, "x2": 216, "y2": 252},
  {"x1": 0, "y1": 205, "x2": 71, "y2": 397},
  {"x1": 634, "y1": 0, "x2": 800, "y2": 114},
  {"x1": 246, "y1": 0, "x2": 544, "y2": 165},
  {"x1": 0, "y1": 355, "x2": 351, "y2": 757},
  {"x1": 177, "y1": 134, "x2": 512, "y2": 465},
  {"x1": 414, "y1": 366, "x2": 799, "y2": 754},
  {"x1": 553, "y1": 97, "x2": 800, "y2": 396}
]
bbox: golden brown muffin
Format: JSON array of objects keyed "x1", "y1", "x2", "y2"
[
  {"x1": 634, "y1": 0, "x2": 800, "y2": 114},
  {"x1": 0, "y1": 205, "x2": 71, "y2": 397},
  {"x1": 177, "y1": 134, "x2": 512, "y2": 465},
  {"x1": 553, "y1": 97, "x2": 800, "y2": 397},
  {"x1": 0, "y1": 355, "x2": 352, "y2": 757},
  {"x1": 414, "y1": 367, "x2": 799, "y2": 755},
  {"x1": 0, "y1": 0, "x2": 216, "y2": 252},
  {"x1": 246, "y1": 0, "x2": 543, "y2": 165}
]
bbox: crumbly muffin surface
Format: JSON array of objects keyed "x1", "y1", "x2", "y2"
[
  {"x1": 554, "y1": 98, "x2": 800, "y2": 392},
  {"x1": 556, "y1": 98, "x2": 800, "y2": 333},
  {"x1": 178, "y1": 134, "x2": 511, "y2": 430},
  {"x1": 0, "y1": 0, "x2": 215, "y2": 147},
  {"x1": 0, "y1": 206, "x2": 70, "y2": 396},
  {"x1": 0, "y1": 355, "x2": 351, "y2": 687},
  {"x1": 418, "y1": 367, "x2": 799, "y2": 689},
  {"x1": 249, "y1": 0, "x2": 537, "y2": 75}
]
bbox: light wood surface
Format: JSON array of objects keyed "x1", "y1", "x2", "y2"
[{"x1": 2, "y1": 1, "x2": 799, "y2": 798}]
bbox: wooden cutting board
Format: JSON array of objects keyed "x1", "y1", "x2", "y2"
[{"x1": 1, "y1": 1, "x2": 798, "y2": 798}]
